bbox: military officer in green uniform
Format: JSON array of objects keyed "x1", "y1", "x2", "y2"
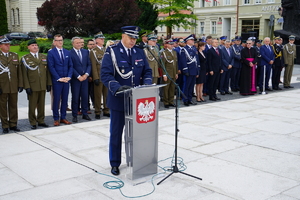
[
  {"x1": 144, "y1": 33, "x2": 160, "y2": 84},
  {"x1": 161, "y1": 39, "x2": 178, "y2": 108},
  {"x1": 0, "y1": 38, "x2": 23, "y2": 134},
  {"x1": 21, "y1": 40, "x2": 52, "y2": 129},
  {"x1": 90, "y1": 32, "x2": 110, "y2": 119},
  {"x1": 283, "y1": 35, "x2": 297, "y2": 88}
]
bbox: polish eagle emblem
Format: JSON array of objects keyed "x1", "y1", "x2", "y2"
[{"x1": 137, "y1": 98, "x2": 156, "y2": 123}]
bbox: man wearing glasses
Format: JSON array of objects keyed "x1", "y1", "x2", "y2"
[
  {"x1": 0, "y1": 38, "x2": 23, "y2": 134},
  {"x1": 47, "y1": 34, "x2": 73, "y2": 126}
]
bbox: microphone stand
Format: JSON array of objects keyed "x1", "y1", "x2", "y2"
[{"x1": 143, "y1": 45, "x2": 202, "y2": 185}]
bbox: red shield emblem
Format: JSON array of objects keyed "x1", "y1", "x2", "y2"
[{"x1": 136, "y1": 97, "x2": 156, "y2": 123}]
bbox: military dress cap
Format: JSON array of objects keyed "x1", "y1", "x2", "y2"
[
  {"x1": 27, "y1": 39, "x2": 37, "y2": 46},
  {"x1": 231, "y1": 38, "x2": 235, "y2": 42},
  {"x1": 184, "y1": 34, "x2": 194, "y2": 42},
  {"x1": 248, "y1": 37, "x2": 256, "y2": 41},
  {"x1": 274, "y1": 36, "x2": 282, "y2": 40},
  {"x1": 0, "y1": 38, "x2": 11, "y2": 44},
  {"x1": 220, "y1": 36, "x2": 227, "y2": 40},
  {"x1": 147, "y1": 33, "x2": 157, "y2": 41},
  {"x1": 256, "y1": 39, "x2": 263, "y2": 43},
  {"x1": 235, "y1": 36, "x2": 242, "y2": 41},
  {"x1": 94, "y1": 32, "x2": 105, "y2": 39},
  {"x1": 289, "y1": 35, "x2": 295, "y2": 40},
  {"x1": 121, "y1": 26, "x2": 141, "y2": 39},
  {"x1": 165, "y1": 39, "x2": 174, "y2": 44},
  {"x1": 140, "y1": 32, "x2": 147, "y2": 37}
]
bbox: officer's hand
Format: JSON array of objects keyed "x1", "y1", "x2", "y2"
[
  {"x1": 46, "y1": 85, "x2": 51, "y2": 92},
  {"x1": 94, "y1": 79, "x2": 100, "y2": 86},
  {"x1": 25, "y1": 88, "x2": 32, "y2": 95},
  {"x1": 18, "y1": 87, "x2": 23, "y2": 93},
  {"x1": 117, "y1": 85, "x2": 131, "y2": 92},
  {"x1": 0, "y1": 88, "x2": 2, "y2": 95},
  {"x1": 184, "y1": 72, "x2": 189, "y2": 76}
]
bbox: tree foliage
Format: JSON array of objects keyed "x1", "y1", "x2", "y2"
[
  {"x1": 135, "y1": 0, "x2": 158, "y2": 31},
  {"x1": 147, "y1": 0, "x2": 197, "y2": 35},
  {"x1": 37, "y1": 0, "x2": 142, "y2": 38},
  {"x1": 0, "y1": 0, "x2": 9, "y2": 35}
]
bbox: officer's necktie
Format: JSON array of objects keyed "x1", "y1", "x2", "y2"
[
  {"x1": 77, "y1": 50, "x2": 82, "y2": 62},
  {"x1": 215, "y1": 48, "x2": 219, "y2": 56},
  {"x1": 59, "y1": 49, "x2": 64, "y2": 62},
  {"x1": 34, "y1": 54, "x2": 38, "y2": 59},
  {"x1": 128, "y1": 49, "x2": 132, "y2": 63}
]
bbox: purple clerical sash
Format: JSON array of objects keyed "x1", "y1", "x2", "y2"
[{"x1": 246, "y1": 58, "x2": 256, "y2": 92}]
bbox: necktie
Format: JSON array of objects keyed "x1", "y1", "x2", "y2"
[
  {"x1": 227, "y1": 48, "x2": 230, "y2": 56},
  {"x1": 59, "y1": 50, "x2": 64, "y2": 62},
  {"x1": 215, "y1": 48, "x2": 219, "y2": 55},
  {"x1": 268, "y1": 45, "x2": 271, "y2": 52},
  {"x1": 77, "y1": 50, "x2": 82, "y2": 62},
  {"x1": 34, "y1": 54, "x2": 38, "y2": 59},
  {"x1": 128, "y1": 49, "x2": 132, "y2": 63}
]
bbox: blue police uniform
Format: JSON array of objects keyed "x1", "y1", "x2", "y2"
[
  {"x1": 179, "y1": 41, "x2": 200, "y2": 104},
  {"x1": 101, "y1": 36, "x2": 152, "y2": 168},
  {"x1": 231, "y1": 43, "x2": 243, "y2": 91}
]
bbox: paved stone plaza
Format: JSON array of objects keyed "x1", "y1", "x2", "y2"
[{"x1": 0, "y1": 67, "x2": 300, "y2": 200}]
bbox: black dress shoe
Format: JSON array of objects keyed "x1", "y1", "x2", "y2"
[
  {"x1": 164, "y1": 105, "x2": 169, "y2": 108},
  {"x1": 277, "y1": 87, "x2": 282, "y2": 90},
  {"x1": 103, "y1": 113, "x2": 110, "y2": 117},
  {"x1": 231, "y1": 89, "x2": 238, "y2": 92},
  {"x1": 284, "y1": 86, "x2": 289, "y2": 88},
  {"x1": 95, "y1": 115, "x2": 101, "y2": 119},
  {"x1": 266, "y1": 88, "x2": 273, "y2": 91},
  {"x1": 111, "y1": 166, "x2": 120, "y2": 176},
  {"x1": 273, "y1": 87, "x2": 279, "y2": 90},
  {"x1": 183, "y1": 102, "x2": 189, "y2": 106},
  {"x1": 220, "y1": 92, "x2": 225, "y2": 95},
  {"x1": 288, "y1": 86, "x2": 294, "y2": 88},
  {"x1": 38, "y1": 123, "x2": 49, "y2": 127},
  {"x1": 31, "y1": 125, "x2": 37, "y2": 130},
  {"x1": 82, "y1": 115, "x2": 91, "y2": 121},
  {"x1": 209, "y1": 97, "x2": 216, "y2": 101},
  {"x1": 169, "y1": 103, "x2": 176, "y2": 107},
  {"x1": 225, "y1": 92, "x2": 233, "y2": 95},
  {"x1": 2, "y1": 128, "x2": 9, "y2": 134},
  {"x1": 10, "y1": 126, "x2": 20, "y2": 131},
  {"x1": 214, "y1": 96, "x2": 221, "y2": 100},
  {"x1": 188, "y1": 101, "x2": 197, "y2": 105},
  {"x1": 72, "y1": 117, "x2": 78, "y2": 122}
]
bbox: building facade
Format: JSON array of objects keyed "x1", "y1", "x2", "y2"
[
  {"x1": 157, "y1": 0, "x2": 282, "y2": 40},
  {"x1": 5, "y1": 0, "x2": 45, "y2": 33}
]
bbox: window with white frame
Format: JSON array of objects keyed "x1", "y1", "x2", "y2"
[
  {"x1": 268, "y1": 0, "x2": 275, "y2": 2},
  {"x1": 244, "y1": 0, "x2": 250, "y2": 4},
  {"x1": 11, "y1": 9, "x2": 15, "y2": 25},
  {"x1": 224, "y1": 0, "x2": 231, "y2": 5},
  {"x1": 255, "y1": 0, "x2": 261, "y2": 3},
  {"x1": 213, "y1": 0, "x2": 218, "y2": 6},
  {"x1": 211, "y1": 21, "x2": 216, "y2": 34},
  {"x1": 200, "y1": 22, "x2": 205, "y2": 34},
  {"x1": 177, "y1": 26, "x2": 180, "y2": 32},
  {"x1": 160, "y1": 25, "x2": 163, "y2": 31},
  {"x1": 16, "y1": 8, "x2": 20, "y2": 25},
  {"x1": 199, "y1": 0, "x2": 206, "y2": 7}
]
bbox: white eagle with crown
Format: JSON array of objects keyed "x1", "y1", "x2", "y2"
[{"x1": 137, "y1": 100, "x2": 155, "y2": 122}]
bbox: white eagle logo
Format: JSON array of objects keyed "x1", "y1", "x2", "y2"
[{"x1": 137, "y1": 100, "x2": 155, "y2": 122}]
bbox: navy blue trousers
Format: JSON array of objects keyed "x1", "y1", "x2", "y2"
[
  {"x1": 259, "y1": 64, "x2": 272, "y2": 90},
  {"x1": 220, "y1": 69, "x2": 232, "y2": 93},
  {"x1": 52, "y1": 82, "x2": 69, "y2": 121},
  {"x1": 71, "y1": 79, "x2": 89, "y2": 116},
  {"x1": 182, "y1": 75, "x2": 196, "y2": 102},
  {"x1": 109, "y1": 109, "x2": 125, "y2": 167},
  {"x1": 230, "y1": 67, "x2": 241, "y2": 90}
]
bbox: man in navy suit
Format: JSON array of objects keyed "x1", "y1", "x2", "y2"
[
  {"x1": 101, "y1": 26, "x2": 152, "y2": 176},
  {"x1": 207, "y1": 38, "x2": 224, "y2": 101},
  {"x1": 259, "y1": 37, "x2": 275, "y2": 92},
  {"x1": 47, "y1": 34, "x2": 73, "y2": 126},
  {"x1": 179, "y1": 34, "x2": 200, "y2": 106},
  {"x1": 220, "y1": 40, "x2": 234, "y2": 95},
  {"x1": 70, "y1": 37, "x2": 91, "y2": 122}
]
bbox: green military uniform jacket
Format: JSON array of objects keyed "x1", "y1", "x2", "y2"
[
  {"x1": 161, "y1": 49, "x2": 178, "y2": 78},
  {"x1": 21, "y1": 53, "x2": 52, "y2": 91},
  {"x1": 144, "y1": 47, "x2": 160, "y2": 78},
  {"x1": 0, "y1": 51, "x2": 23, "y2": 93},
  {"x1": 283, "y1": 43, "x2": 297, "y2": 66},
  {"x1": 90, "y1": 46, "x2": 106, "y2": 81}
]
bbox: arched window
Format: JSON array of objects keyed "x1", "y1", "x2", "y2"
[
  {"x1": 11, "y1": 9, "x2": 15, "y2": 25},
  {"x1": 16, "y1": 8, "x2": 20, "y2": 25}
]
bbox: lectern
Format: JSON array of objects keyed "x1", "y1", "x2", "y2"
[{"x1": 123, "y1": 85, "x2": 165, "y2": 181}]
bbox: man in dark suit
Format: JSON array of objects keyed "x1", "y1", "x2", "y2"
[
  {"x1": 47, "y1": 34, "x2": 73, "y2": 126},
  {"x1": 70, "y1": 37, "x2": 91, "y2": 122},
  {"x1": 259, "y1": 37, "x2": 275, "y2": 92},
  {"x1": 272, "y1": 37, "x2": 284, "y2": 90},
  {"x1": 231, "y1": 36, "x2": 243, "y2": 92},
  {"x1": 207, "y1": 38, "x2": 223, "y2": 101},
  {"x1": 220, "y1": 40, "x2": 234, "y2": 95},
  {"x1": 101, "y1": 26, "x2": 152, "y2": 176}
]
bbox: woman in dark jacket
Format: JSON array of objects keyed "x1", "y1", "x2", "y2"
[{"x1": 195, "y1": 42, "x2": 207, "y2": 102}]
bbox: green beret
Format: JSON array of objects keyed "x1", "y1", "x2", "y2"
[{"x1": 27, "y1": 39, "x2": 37, "y2": 46}]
